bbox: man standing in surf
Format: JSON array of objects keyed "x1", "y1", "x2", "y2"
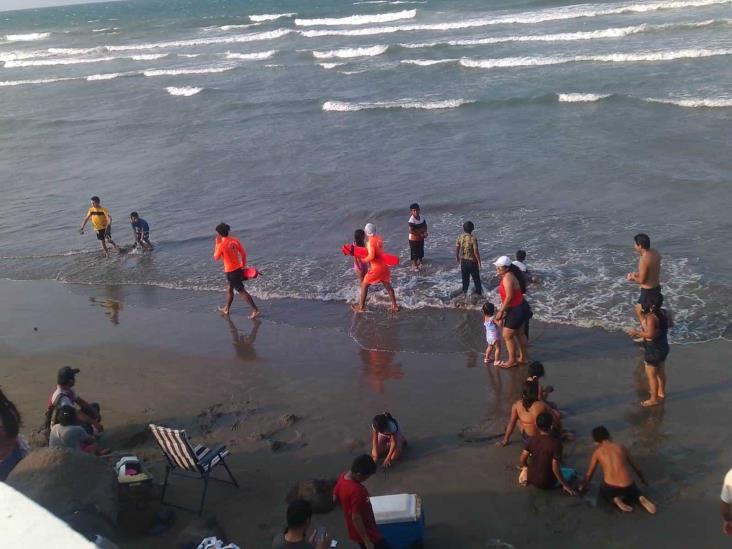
[
  {"x1": 353, "y1": 223, "x2": 398, "y2": 314},
  {"x1": 213, "y1": 223, "x2": 260, "y2": 319},
  {"x1": 626, "y1": 233, "x2": 662, "y2": 329}
]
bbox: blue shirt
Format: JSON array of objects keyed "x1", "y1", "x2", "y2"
[{"x1": 131, "y1": 218, "x2": 150, "y2": 233}]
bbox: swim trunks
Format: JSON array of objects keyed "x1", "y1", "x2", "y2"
[
  {"x1": 637, "y1": 286, "x2": 662, "y2": 305},
  {"x1": 599, "y1": 481, "x2": 640, "y2": 504},
  {"x1": 131, "y1": 218, "x2": 150, "y2": 239},
  {"x1": 504, "y1": 300, "x2": 531, "y2": 330},
  {"x1": 409, "y1": 240, "x2": 424, "y2": 261},
  {"x1": 96, "y1": 226, "x2": 112, "y2": 241},
  {"x1": 226, "y1": 268, "x2": 245, "y2": 292}
]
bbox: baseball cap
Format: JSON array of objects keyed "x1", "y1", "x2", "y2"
[
  {"x1": 493, "y1": 256, "x2": 512, "y2": 267},
  {"x1": 364, "y1": 223, "x2": 376, "y2": 236},
  {"x1": 57, "y1": 366, "x2": 80, "y2": 385}
]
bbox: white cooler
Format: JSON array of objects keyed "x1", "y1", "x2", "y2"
[{"x1": 370, "y1": 493, "x2": 425, "y2": 549}]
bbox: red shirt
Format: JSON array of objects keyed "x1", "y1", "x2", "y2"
[
  {"x1": 332, "y1": 472, "x2": 382, "y2": 543},
  {"x1": 213, "y1": 236, "x2": 246, "y2": 273}
]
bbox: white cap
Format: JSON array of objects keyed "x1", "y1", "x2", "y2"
[
  {"x1": 364, "y1": 223, "x2": 376, "y2": 236},
  {"x1": 493, "y1": 255, "x2": 512, "y2": 267},
  {"x1": 512, "y1": 260, "x2": 527, "y2": 272}
]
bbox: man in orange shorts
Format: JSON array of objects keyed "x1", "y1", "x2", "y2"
[
  {"x1": 353, "y1": 223, "x2": 398, "y2": 313},
  {"x1": 213, "y1": 223, "x2": 260, "y2": 319}
]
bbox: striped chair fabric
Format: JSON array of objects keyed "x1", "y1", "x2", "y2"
[{"x1": 149, "y1": 425, "x2": 229, "y2": 473}]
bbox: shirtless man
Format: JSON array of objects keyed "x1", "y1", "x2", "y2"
[
  {"x1": 579, "y1": 426, "x2": 656, "y2": 514},
  {"x1": 626, "y1": 233, "x2": 662, "y2": 328}
]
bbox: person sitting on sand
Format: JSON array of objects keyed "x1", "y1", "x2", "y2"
[
  {"x1": 333, "y1": 454, "x2": 392, "y2": 549},
  {"x1": 626, "y1": 233, "x2": 662, "y2": 330},
  {"x1": 455, "y1": 221, "x2": 482, "y2": 297},
  {"x1": 46, "y1": 366, "x2": 103, "y2": 436},
  {"x1": 494, "y1": 256, "x2": 530, "y2": 368},
  {"x1": 130, "y1": 212, "x2": 153, "y2": 251},
  {"x1": 407, "y1": 203, "x2": 427, "y2": 270},
  {"x1": 49, "y1": 406, "x2": 109, "y2": 455},
  {"x1": 79, "y1": 196, "x2": 119, "y2": 257},
  {"x1": 273, "y1": 499, "x2": 330, "y2": 549},
  {"x1": 353, "y1": 223, "x2": 398, "y2": 314},
  {"x1": 518, "y1": 412, "x2": 576, "y2": 495},
  {"x1": 721, "y1": 468, "x2": 732, "y2": 536},
  {"x1": 214, "y1": 222, "x2": 260, "y2": 319},
  {"x1": 0, "y1": 388, "x2": 29, "y2": 481},
  {"x1": 626, "y1": 292, "x2": 672, "y2": 407},
  {"x1": 482, "y1": 302, "x2": 502, "y2": 365},
  {"x1": 371, "y1": 412, "x2": 407, "y2": 468},
  {"x1": 527, "y1": 361, "x2": 554, "y2": 405},
  {"x1": 579, "y1": 426, "x2": 656, "y2": 514},
  {"x1": 497, "y1": 380, "x2": 559, "y2": 447},
  {"x1": 352, "y1": 229, "x2": 369, "y2": 283}
]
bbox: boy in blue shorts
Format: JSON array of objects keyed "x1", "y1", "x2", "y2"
[{"x1": 130, "y1": 212, "x2": 153, "y2": 250}]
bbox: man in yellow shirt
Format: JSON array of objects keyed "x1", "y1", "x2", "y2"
[{"x1": 79, "y1": 196, "x2": 119, "y2": 257}]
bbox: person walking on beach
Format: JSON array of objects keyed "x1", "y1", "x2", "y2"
[
  {"x1": 407, "y1": 203, "x2": 427, "y2": 270},
  {"x1": 79, "y1": 196, "x2": 119, "y2": 257},
  {"x1": 353, "y1": 223, "x2": 398, "y2": 314},
  {"x1": 578, "y1": 426, "x2": 656, "y2": 514},
  {"x1": 333, "y1": 455, "x2": 392, "y2": 549},
  {"x1": 455, "y1": 221, "x2": 482, "y2": 297},
  {"x1": 494, "y1": 256, "x2": 530, "y2": 368},
  {"x1": 214, "y1": 223, "x2": 260, "y2": 319},
  {"x1": 627, "y1": 293, "x2": 672, "y2": 407},
  {"x1": 518, "y1": 412, "x2": 576, "y2": 495},
  {"x1": 626, "y1": 233, "x2": 662, "y2": 329},
  {"x1": 130, "y1": 212, "x2": 153, "y2": 251},
  {"x1": 721, "y1": 468, "x2": 732, "y2": 536}
]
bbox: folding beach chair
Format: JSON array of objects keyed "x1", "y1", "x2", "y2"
[{"x1": 149, "y1": 424, "x2": 239, "y2": 515}]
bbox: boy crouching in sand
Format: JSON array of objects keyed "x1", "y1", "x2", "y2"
[
  {"x1": 482, "y1": 302, "x2": 502, "y2": 365},
  {"x1": 579, "y1": 426, "x2": 656, "y2": 514}
]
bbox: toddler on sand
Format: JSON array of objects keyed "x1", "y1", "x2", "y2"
[{"x1": 482, "y1": 302, "x2": 502, "y2": 365}]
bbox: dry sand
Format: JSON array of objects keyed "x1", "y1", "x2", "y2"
[{"x1": 1, "y1": 279, "x2": 731, "y2": 548}]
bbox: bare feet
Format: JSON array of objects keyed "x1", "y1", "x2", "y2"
[
  {"x1": 249, "y1": 309, "x2": 261, "y2": 320},
  {"x1": 612, "y1": 497, "x2": 633, "y2": 512},
  {"x1": 351, "y1": 305, "x2": 365, "y2": 313},
  {"x1": 640, "y1": 399, "x2": 663, "y2": 407},
  {"x1": 390, "y1": 305, "x2": 400, "y2": 313},
  {"x1": 496, "y1": 361, "x2": 519, "y2": 369},
  {"x1": 638, "y1": 496, "x2": 657, "y2": 514},
  {"x1": 217, "y1": 306, "x2": 230, "y2": 317}
]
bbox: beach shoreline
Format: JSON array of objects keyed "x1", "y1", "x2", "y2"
[{"x1": 1, "y1": 278, "x2": 731, "y2": 548}]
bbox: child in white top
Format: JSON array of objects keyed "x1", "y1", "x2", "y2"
[
  {"x1": 482, "y1": 302, "x2": 502, "y2": 365},
  {"x1": 408, "y1": 203, "x2": 427, "y2": 270}
]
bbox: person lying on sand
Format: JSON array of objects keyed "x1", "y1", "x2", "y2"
[
  {"x1": 578, "y1": 426, "x2": 656, "y2": 514},
  {"x1": 370, "y1": 412, "x2": 407, "y2": 468}
]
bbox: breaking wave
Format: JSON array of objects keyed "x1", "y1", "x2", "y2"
[
  {"x1": 105, "y1": 28, "x2": 291, "y2": 51},
  {"x1": 557, "y1": 93, "x2": 612, "y2": 102},
  {"x1": 224, "y1": 50, "x2": 277, "y2": 60},
  {"x1": 165, "y1": 86, "x2": 203, "y2": 96},
  {"x1": 4, "y1": 32, "x2": 50, "y2": 41},
  {"x1": 313, "y1": 45, "x2": 388, "y2": 59},
  {"x1": 143, "y1": 66, "x2": 234, "y2": 76},
  {"x1": 249, "y1": 13, "x2": 297, "y2": 22},
  {"x1": 323, "y1": 98, "x2": 471, "y2": 111},
  {"x1": 295, "y1": 9, "x2": 416, "y2": 27}
]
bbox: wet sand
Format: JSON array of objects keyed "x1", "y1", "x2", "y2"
[{"x1": 1, "y1": 279, "x2": 731, "y2": 548}]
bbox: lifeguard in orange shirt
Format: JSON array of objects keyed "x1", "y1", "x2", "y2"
[
  {"x1": 352, "y1": 223, "x2": 398, "y2": 314},
  {"x1": 213, "y1": 222, "x2": 260, "y2": 319}
]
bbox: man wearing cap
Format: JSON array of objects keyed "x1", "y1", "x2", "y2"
[
  {"x1": 353, "y1": 223, "x2": 398, "y2": 314},
  {"x1": 46, "y1": 366, "x2": 103, "y2": 435}
]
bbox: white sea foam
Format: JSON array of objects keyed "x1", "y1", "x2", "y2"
[
  {"x1": 313, "y1": 45, "x2": 388, "y2": 59},
  {"x1": 301, "y1": 1, "x2": 731, "y2": 37},
  {"x1": 4, "y1": 32, "x2": 50, "y2": 42},
  {"x1": 165, "y1": 86, "x2": 203, "y2": 96},
  {"x1": 106, "y1": 28, "x2": 291, "y2": 52},
  {"x1": 646, "y1": 97, "x2": 732, "y2": 107},
  {"x1": 558, "y1": 93, "x2": 611, "y2": 102},
  {"x1": 92, "y1": 27, "x2": 118, "y2": 32},
  {"x1": 48, "y1": 47, "x2": 101, "y2": 55},
  {"x1": 0, "y1": 77, "x2": 75, "y2": 87},
  {"x1": 131, "y1": 53, "x2": 168, "y2": 61},
  {"x1": 224, "y1": 49, "x2": 277, "y2": 60},
  {"x1": 0, "y1": 50, "x2": 47, "y2": 62},
  {"x1": 295, "y1": 9, "x2": 416, "y2": 27},
  {"x1": 143, "y1": 66, "x2": 234, "y2": 77},
  {"x1": 86, "y1": 73, "x2": 121, "y2": 81},
  {"x1": 318, "y1": 62, "x2": 347, "y2": 69},
  {"x1": 219, "y1": 23, "x2": 258, "y2": 31},
  {"x1": 323, "y1": 98, "x2": 471, "y2": 111},
  {"x1": 4, "y1": 56, "x2": 116, "y2": 68},
  {"x1": 249, "y1": 13, "x2": 296, "y2": 22},
  {"x1": 179, "y1": 54, "x2": 201, "y2": 58},
  {"x1": 401, "y1": 58, "x2": 458, "y2": 66},
  {"x1": 459, "y1": 48, "x2": 732, "y2": 70}
]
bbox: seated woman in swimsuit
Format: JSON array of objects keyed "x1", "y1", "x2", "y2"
[
  {"x1": 493, "y1": 256, "x2": 531, "y2": 368},
  {"x1": 497, "y1": 380, "x2": 559, "y2": 447}
]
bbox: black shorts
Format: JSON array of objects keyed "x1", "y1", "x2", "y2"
[
  {"x1": 600, "y1": 482, "x2": 640, "y2": 504},
  {"x1": 644, "y1": 340, "x2": 669, "y2": 366},
  {"x1": 504, "y1": 300, "x2": 531, "y2": 330},
  {"x1": 637, "y1": 286, "x2": 662, "y2": 305},
  {"x1": 95, "y1": 227, "x2": 111, "y2": 241},
  {"x1": 226, "y1": 268, "x2": 245, "y2": 292},
  {"x1": 409, "y1": 239, "x2": 424, "y2": 260},
  {"x1": 135, "y1": 230, "x2": 150, "y2": 241}
]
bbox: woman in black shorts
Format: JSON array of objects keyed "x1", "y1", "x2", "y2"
[
  {"x1": 627, "y1": 293, "x2": 672, "y2": 407},
  {"x1": 494, "y1": 256, "x2": 530, "y2": 368}
]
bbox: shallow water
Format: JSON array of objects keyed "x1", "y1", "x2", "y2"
[{"x1": 1, "y1": 0, "x2": 731, "y2": 342}]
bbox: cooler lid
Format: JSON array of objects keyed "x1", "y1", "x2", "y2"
[{"x1": 370, "y1": 494, "x2": 420, "y2": 524}]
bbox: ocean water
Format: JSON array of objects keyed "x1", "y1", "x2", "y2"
[{"x1": 0, "y1": 0, "x2": 730, "y2": 343}]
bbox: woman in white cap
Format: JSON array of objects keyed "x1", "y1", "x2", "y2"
[
  {"x1": 353, "y1": 223, "x2": 398, "y2": 313},
  {"x1": 494, "y1": 256, "x2": 530, "y2": 368}
]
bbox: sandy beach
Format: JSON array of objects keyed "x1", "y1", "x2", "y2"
[{"x1": 2, "y1": 278, "x2": 731, "y2": 547}]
